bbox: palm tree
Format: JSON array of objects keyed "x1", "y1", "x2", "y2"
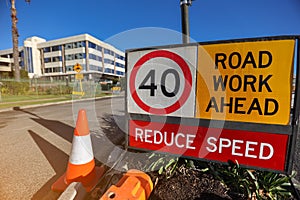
[{"x1": 10, "y1": 0, "x2": 30, "y2": 81}]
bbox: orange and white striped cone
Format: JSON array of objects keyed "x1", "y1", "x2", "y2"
[{"x1": 51, "y1": 109, "x2": 105, "y2": 192}]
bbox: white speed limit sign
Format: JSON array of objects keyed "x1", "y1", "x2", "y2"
[{"x1": 127, "y1": 46, "x2": 197, "y2": 117}]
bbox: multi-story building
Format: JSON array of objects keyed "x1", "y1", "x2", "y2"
[{"x1": 0, "y1": 34, "x2": 125, "y2": 82}]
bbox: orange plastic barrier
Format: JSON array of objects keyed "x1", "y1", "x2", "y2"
[
  {"x1": 51, "y1": 109, "x2": 105, "y2": 192},
  {"x1": 100, "y1": 169, "x2": 153, "y2": 200}
]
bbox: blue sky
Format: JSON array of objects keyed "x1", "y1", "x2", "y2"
[{"x1": 1, "y1": 0, "x2": 300, "y2": 50}]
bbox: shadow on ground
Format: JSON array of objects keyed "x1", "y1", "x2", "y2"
[
  {"x1": 28, "y1": 130, "x2": 67, "y2": 200},
  {"x1": 13, "y1": 107, "x2": 74, "y2": 199}
]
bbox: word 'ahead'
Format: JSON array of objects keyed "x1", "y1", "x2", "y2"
[{"x1": 197, "y1": 40, "x2": 295, "y2": 125}]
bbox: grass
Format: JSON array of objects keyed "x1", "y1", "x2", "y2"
[
  {"x1": 0, "y1": 93, "x2": 112, "y2": 109},
  {"x1": 0, "y1": 94, "x2": 72, "y2": 109},
  {"x1": 0, "y1": 94, "x2": 70, "y2": 102}
]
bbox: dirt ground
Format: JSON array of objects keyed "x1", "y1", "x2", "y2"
[{"x1": 148, "y1": 168, "x2": 233, "y2": 200}]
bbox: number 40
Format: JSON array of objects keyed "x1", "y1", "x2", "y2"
[{"x1": 138, "y1": 69, "x2": 180, "y2": 97}]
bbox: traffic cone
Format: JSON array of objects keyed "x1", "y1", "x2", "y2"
[
  {"x1": 51, "y1": 109, "x2": 105, "y2": 192},
  {"x1": 100, "y1": 169, "x2": 153, "y2": 200}
]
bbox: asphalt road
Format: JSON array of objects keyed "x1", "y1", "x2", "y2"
[{"x1": 0, "y1": 96, "x2": 126, "y2": 200}]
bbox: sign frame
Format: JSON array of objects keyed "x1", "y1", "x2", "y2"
[{"x1": 125, "y1": 36, "x2": 300, "y2": 174}]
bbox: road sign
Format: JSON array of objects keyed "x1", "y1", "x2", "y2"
[
  {"x1": 129, "y1": 119, "x2": 289, "y2": 171},
  {"x1": 74, "y1": 63, "x2": 82, "y2": 73},
  {"x1": 196, "y1": 40, "x2": 295, "y2": 125},
  {"x1": 72, "y1": 91, "x2": 85, "y2": 96},
  {"x1": 126, "y1": 37, "x2": 298, "y2": 173},
  {"x1": 112, "y1": 86, "x2": 121, "y2": 94},
  {"x1": 127, "y1": 46, "x2": 197, "y2": 117},
  {"x1": 75, "y1": 73, "x2": 84, "y2": 80},
  {"x1": 73, "y1": 63, "x2": 84, "y2": 96}
]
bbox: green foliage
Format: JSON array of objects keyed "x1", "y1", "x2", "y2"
[
  {"x1": 256, "y1": 171, "x2": 295, "y2": 199},
  {"x1": 112, "y1": 77, "x2": 119, "y2": 85},
  {"x1": 0, "y1": 71, "x2": 13, "y2": 79},
  {"x1": 147, "y1": 154, "x2": 196, "y2": 179},
  {"x1": 20, "y1": 69, "x2": 29, "y2": 79},
  {"x1": 142, "y1": 153, "x2": 296, "y2": 199},
  {"x1": 44, "y1": 85, "x2": 72, "y2": 95},
  {"x1": 0, "y1": 69, "x2": 28, "y2": 80},
  {"x1": 0, "y1": 80, "x2": 30, "y2": 95},
  {"x1": 209, "y1": 161, "x2": 296, "y2": 200},
  {"x1": 210, "y1": 161, "x2": 256, "y2": 198},
  {"x1": 119, "y1": 77, "x2": 126, "y2": 91},
  {"x1": 100, "y1": 83, "x2": 111, "y2": 91},
  {"x1": 147, "y1": 153, "x2": 179, "y2": 179}
]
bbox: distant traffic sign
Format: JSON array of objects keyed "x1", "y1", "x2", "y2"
[
  {"x1": 74, "y1": 63, "x2": 82, "y2": 73},
  {"x1": 75, "y1": 73, "x2": 84, "y2": 80}
]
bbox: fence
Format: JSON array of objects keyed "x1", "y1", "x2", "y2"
[{"x1": 0, "y1": 78, "x2": 107, "y2": 97}]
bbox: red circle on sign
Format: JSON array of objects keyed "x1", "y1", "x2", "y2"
[{"x1": 129, "y1": 50, "x2": 192, "y2": 114}]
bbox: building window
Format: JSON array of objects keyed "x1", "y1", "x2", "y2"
[
  {"x1": 20, "y1": 60, "x2": 24, "y2": 68},
  {"x1": 75, "y1": 41, "x2": 85, "y2": 48},
  {"x1": 89, "y1": 54, "x2": 95, "y2": 60},
  {"x1": 104, "y1": 58, "x2": 114, "y2": 64},
  {"x1": 115, "y1": 62, "x2": 124, "y2": 68},
  {"x1": 66, "y1": 65, "x2": 73, "y2": 72},
  {"x1": 105, "y1": 68, "x2": 114, "y2": 74},
  {"x1": 26, "y1": 47, "x2": 33, "y2": 73},
  {"x1": 88, "y1": 42, "x2": 96, "y2": 49},
  {"x1": 52, "y1": 56, "x2": 62, "y2": 62},
  {"x1": 45, "y1": 68, "x2": 52, "y2": 73},
  {"x1": 90, "y1": 65, "x2": 96, "y2": 71},
  {"x1": 0, "y1": 55, "x2": 8, "y2": 58},
  {"x1": 89, "y1": 65, "x2": 102, "y2": 72},
  {"x1": 89, "y1": 53, "x2": 101, "y2": 61},
  {"x1": 52, "y1": 45, "x2": 61, "y2": 51},
  {"x1": 20, "y1": 51, "x2": 24, "y2": 68},
  {"x1": 0, "y1": 62, "x2": 9, "y2": 67},
  {"x1": 53, "y1": 67, "x2": 62, "y2": 72},
  {"x1": 116, "y1": 71, "x2": 124, "y2": 76},
  {"x1": 104, "y1": 49, "x2": 114, "y2": 56},
  {"x1": 116, "y1": 54, "x2": 125, "y2": 60},
  {"x1": 44, "y1": 47, "x2": 50, "y2": 53},
  {"x1": 96, "y1": 45, "x2": 102, "y2": 51},
  {"x1": 44, "y1": 57, "x2": 51, "y2": 63},
  {"x1": 65, "y1": 43, "x2": 73, "y2": 49},
  {"x1": 75, "y1": 53, "x2": 84, "y2": 60},
  {"x1": 65, "y1": 54, "x2": 74, "y2": 60}
]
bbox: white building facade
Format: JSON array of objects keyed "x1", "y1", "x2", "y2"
[{"x1": 0, "y1": 34, "x2": 125, "y2": 81}]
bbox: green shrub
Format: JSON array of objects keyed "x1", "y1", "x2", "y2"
[
  {"x1": 44, "y1": 85, "x2": 72, "y2": 95},
  {"x1": 256, "y1": 171, "x2": 295, "y2": 199},
  {"x1": 1, "y1": 80, "x2": 30, "y2": 95},
  {"x1": 146, "y1": 154, "x2": 197, "y2": 179},
  {"x1": 208, "y1": 161, "x2": 296, "y2": 200}
]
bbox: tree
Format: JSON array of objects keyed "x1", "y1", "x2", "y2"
[{"x1": 10, "y1": 0, "x2": 30, "y2": 82}]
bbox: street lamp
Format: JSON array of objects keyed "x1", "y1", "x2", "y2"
[{"x1": 180, "y1": 0, "x2": 193, "y2": 44}]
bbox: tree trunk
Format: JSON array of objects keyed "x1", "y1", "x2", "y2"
[{"x1": 11, "y1": 0, "x2": 20, "y2": 82}]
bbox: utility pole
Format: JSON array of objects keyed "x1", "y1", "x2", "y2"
[
  {"x1": 180, "y1": 0, "x2": 192, "y2": 44},
  {"x1": 11, "y1": 0, "x2": 20, "y2": 81},
  {"x1": 10, "y1": 0, "x2": 31, "y2": 82}
]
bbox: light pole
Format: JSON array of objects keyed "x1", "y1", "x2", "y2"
[{"x1": 180, "y1": 0, "x2": 192, "y2": 44}]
